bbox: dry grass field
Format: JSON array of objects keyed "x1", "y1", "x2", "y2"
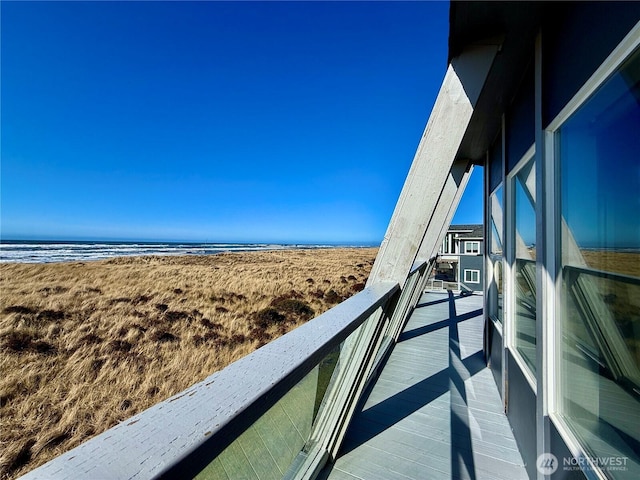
[{"x1": 0, "y1": 247, "x2": 377, "y2": 479}]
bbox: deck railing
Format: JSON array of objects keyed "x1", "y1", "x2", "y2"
[
  {"x1": 20, "y1": 260, "x2": 433, "y2": 480},
  {"x1": 424, "y1": 278, "x2": 460, "y2": 292}
]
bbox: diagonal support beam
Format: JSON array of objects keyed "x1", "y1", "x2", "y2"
[
  {"x1": 414, "y1": 159, "x2": 474, "y2": 265},
  {"x1": 368, "y1": 44, "x2": 499, "y2": 287}
]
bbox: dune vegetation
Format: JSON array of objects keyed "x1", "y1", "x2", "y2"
[{"x1": 0, "y1": 247, "x2": 377, "y2": 479}]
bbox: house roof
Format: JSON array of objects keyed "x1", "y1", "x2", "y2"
[{"x1": 448, "y1": 224, "x2": 483, "y2": 239}]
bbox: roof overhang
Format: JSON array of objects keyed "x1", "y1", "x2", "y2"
[{"x1": 448, "y1": 1, "x2": 544, "y2": 164}]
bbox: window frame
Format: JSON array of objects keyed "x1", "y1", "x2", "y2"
[
  {"x1": 464, "y1": 241, "x2": 480, "y2": 254},
  {"x1": 544, "y1": 25, "x2": 640, "y2": 480},
  {"x1": 464, "y1": 269, "x2": 480, "y2": 284},
  {"x1": 488, "y1": 183, "x2": 505, "y2": 326},
  {"x1": 506, "y1": 146, "x2": 537, "y2": 390}
]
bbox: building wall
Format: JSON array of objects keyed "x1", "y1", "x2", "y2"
[
  {"x1": 505, "y1": 59, "x2": 534, "y2": 176},
  {"x1": 459, "y1": 253, "x2": 484, "y2": 291},
  {"x1": 435, "y1": 227, "x2": 485, "y2": 292},
  {"x1": 484, "y1": 3, "x2": 640, "y2": 478},
  {"x1": 460, "y1": 239, "x2": 481, "y2": 255},
  {"x1": 542, "y1": 2, "x2": 640, "y2": 126}
]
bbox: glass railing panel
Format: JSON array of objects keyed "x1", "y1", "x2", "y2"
[
  {"x1": 195, "y1": 366, "x2": 319, "y2": 480},
  {"x1": 369, "y1": 263, "x2": 425, "y2": 374},
  {"x1": 195, "y1": 334, "x2": 355, "y2": 480},
  {"x1": 379, "y1": 273, "x2": 414, "y2": 346},
  {"x1": 307, "y1": 308, "x2": 382, "y2": 442},
  {"x1": 196, "y1": 302, "x2": 389, "y2": 480},
  {"x1": 314, "y1": 343, "x2": 341, "y2": 419}
]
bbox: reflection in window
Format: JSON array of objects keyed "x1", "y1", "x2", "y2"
[
  {"x1": 557, "y1": 48, "x2": 640, "y2": 478},
  {"x1": 489, "y1": 185, "x2": 504, "y2": 323},
  {"x1": 513, "y1": 157, "x2": 537, "y2": 374}
]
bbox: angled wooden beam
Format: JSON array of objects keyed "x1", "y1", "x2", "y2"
[
  {"x1": 414, "y1": 160, "x2": 474, "y2": 264},
  {"x1": 368, "y1": 44, "x2": 499, "y2": 287}
]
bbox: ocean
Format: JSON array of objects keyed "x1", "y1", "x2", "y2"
[{"x1": 0, "y1": 240, "x2": 341, "y2": 264}]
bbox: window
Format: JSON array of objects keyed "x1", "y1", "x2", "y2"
[
  {"x1": 555, "y1": 47, "x2": 640, "y2": 477},
  {"x1": 464, "y1": 241, "x2": 480, "y2": 254},
  {"x1": 513, "y1": 155, "x2": 537, "y2": 375},
  {"x1": 464, "y1": 269, "x2": 480, "y2": 284},
  {"x1": 489, "y1": 185, "x2": 504, "y2": 323},
  {"x1": 443, "y1": 235, "x2": 451, "y2": 254}
]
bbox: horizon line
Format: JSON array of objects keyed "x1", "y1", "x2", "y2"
[{"x1": 0, "y1": 237, "x2": 381, "y2": 247}]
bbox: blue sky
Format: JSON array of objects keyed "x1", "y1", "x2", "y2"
[{"x1": 1, "y1": 0, "x2": 482, "y2": 244}]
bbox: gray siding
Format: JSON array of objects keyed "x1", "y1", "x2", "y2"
[
  {"x1": 542, "y1": 2, "x2": 640, "y2": 125},
  {"x1": 460, "y1": 253, "x2": 484, "y2": 291},
  {"x1": 506, "y1": 59, "x2": 535, "y2": 174}
]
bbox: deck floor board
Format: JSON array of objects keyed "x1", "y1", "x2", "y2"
[{"x1": 321, "y1": 292, "x2": 528, "y2": 480}]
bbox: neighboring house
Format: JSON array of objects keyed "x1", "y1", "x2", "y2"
[{"x1": 433, "y1": 224, "x2": 484, "y2": 292}]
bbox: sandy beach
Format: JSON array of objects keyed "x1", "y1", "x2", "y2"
[{"x1": 0, "y1": 247, "x2": 377, "y2": 479}]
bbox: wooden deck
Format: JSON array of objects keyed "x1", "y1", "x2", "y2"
[{"x1": 321, "y1": 292, "x2": 528, "y2": 480}]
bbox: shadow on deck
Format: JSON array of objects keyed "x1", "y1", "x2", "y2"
[{"x1": 320, "y1": 292, "x2": 527, "y2": 480}]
